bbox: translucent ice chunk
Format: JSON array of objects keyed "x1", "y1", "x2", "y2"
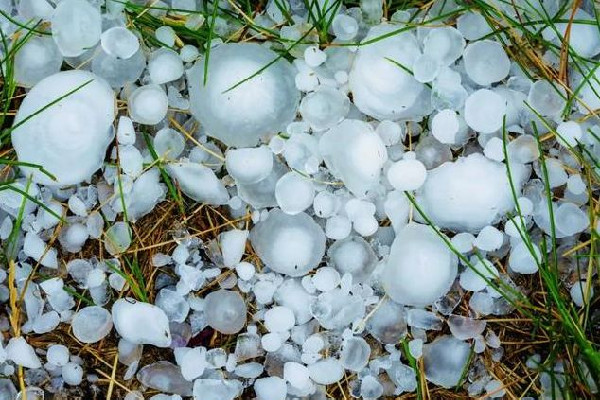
[
  {"x1": 204, "y1": 290, "x2": 247, "y2": 334},
  {"x1": 14, "y1": 36, "x2": 62, "y2": 87},
  {"x1": 299, "y1": 86, "x2": 349, "y2": 131},
  {"x1": 423, "y1": 336, "x2": 471, "y2": 388},
  {"x1": 100, "y1": 26, "x2": 139, "y2": 59},
  {"x1": 71, "y1": 306, "x2": 113, "y2": 344},
  {"x1": 463, "y1": 40, "x2": 510, "y2": 86},
  {"x1": 464, "y1": 89, "x2": 507, "y2": 133},
  {"x1": 112, "y1": 298, "x2": 171, "y2": 347},
  {"x1": 128, "y1": 84, "x2": 168, "y2": 125},
  {"x1": 51, "y1": 0, "x2": 101, "y2": 57},
  {"x1": 167, "y1": 162, "x2": 229, "y2": 205}
]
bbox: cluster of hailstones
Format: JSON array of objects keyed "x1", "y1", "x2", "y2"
[{"x1": 1, "y1": 0, "x2": 599, "y2": 399}]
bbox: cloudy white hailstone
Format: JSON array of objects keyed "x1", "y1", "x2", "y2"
[
  {"x1": 304, "y1": 46, "x2": 326, "y2": 68},
  {"x1": 382, "y1": 223, "x2": 457, "y2": 307},
  {"x1": 219, "y1": 230, "x2": 248, "y2": 268},
  {"x1": 92, "y1": 46, "x2": 146, "y2": 89},
  {"x1": 527, "y1": 80, "x2": 566, "y2": 117},
  {"x1": 188, "y1": 43, "x2": 299, "y2": 147},
  {"x1": 71, "y1": 306, "x2": 113, "y2": 344},
  {"x1": 104, "y1": 221, "x2": 132, "y2": 256},
  {"x1": 416, "y1": 153, "x2": 520, "y2": 232},
  {"x1": 179, "y1": 347, "x2": 207, "y2": 381},
  {"x1": 51, "y1": 0, "x2": 101, "y2": 57},
  {"x1": 275, "y1": 172, "x2": 315, "y2": 215},
  {"x1": 423, "y1": 336, "x2": 471, "y2": 388},
  {"x1": 153, "y1": 128, "x2": 185, "y2": 160},
  {"x1": 483, "y1": 137, "x2": 505, "y2": 161},
  {"x1": 545, "y1": 9, "x2": 600, "y2": 58},
  {"x1": 274, "y1": 279, "x2": 314, "y2": 324},
  {"x1": 575, "y1": 67, "x2": 600, "y2": 114},
  {"x1": 308, "y1": 358, "x2": 344, "y2": 385},
  {"x1": 225, "y1": 146, "x2": 273, "y2": 184},
  {"x1": 254, "y1": 377, "x2": 287, "y2": 400},
  {"x1": 412, "y1": 54, "x2": 441, "y2": 83},
  {"x1": 463, "y1": 40, "x2": 510, "y2": 86},
  {"x1": 264, "y1": 306, "x2": 295, "y2": 332},
  {"x1": 349, "y1": 24, "x2": 429, "y2": 120},
  {"x1": 299, "y1": 86, "x2": 350, "y2": 131},
  {"x1": 423, "y1": 27, "x2": 465, "y2": 66},
  {"x1": 283, "y1": 362, "x2": 311, "y2": 391},
  {"x1": 473, "y1": 225, "x2": 504, "y2": 251},
  {"x1": 6, "y1": 337, "x2": 41, "y2": 369},
  {"x1": 376, "y1": 120, "x2": 403, "y2": 146},
  {"x1": 431, "y1": 109, "x2": 460, "y2": 144},
  {"x1": 155, "y1": 26, "x2": 176, "y2": 47},
  {"x1": 312, "y1": 266, "x2": 340, "y2": 292},
  {"x1": 556, "y1": 121, "x2": 582, "y2": 147},
  {"x1": 24, "y1": 232, "x2": 58, "y2": 269},
  {"x1": 555, "y1": 202, "x2": 589, "y2": 237},
  {"x1": 509, "y1": 241, "x2": 540, "y2": 274},
  {"x1": 100, "y1": 26, "x2": 139, "y2": 59},
  {"x1": 570, "y1": 281, "x2": 593, "y2": 308},
  {"x1": 313, "y1": 191, "x2": 339, "y2": 218},
  {"x1": 62, "y1": 362, "x2": 83, "y2": 385},
  {"x1": 310, "y1": 288, "x2": 365, "y2": 329},
  {"x1": 250, "y1": 209, "x2": 326, "y2": 276},
  {"x1": 340, "y1": 336, "x2": 371, "y2": 372},
  {"x1": 320, "y1": 119, "x2": 387, "y2": 197},
  {"x1": 149, "y1": 48, "x2": 184, "y2": 84},
  {"x1": 112, "y1": 298, "x2": 172, "y2": 347},
  {"x1": 192, "y1": 379, "x2": 242, "y2": 400},
  {"x1": 327, "y1": 236, "x2": 377, "y2": 282},
  {"x1": 167, "y1": 162, "x2": 229, "y2": 205},
  {"x1": 387, "y1": 156, "x2": 427, "y2": 191},
  {"x1": 47, "y1": 344, "x2": 70, "y2": 367},
  {"x1": 235, "y1": 261, "x2": 255, "y2": 281},
  {"x1": 11, "y1": 70, "x2": 115, "y2": 186},
  {"x1": 459, "y1": 259, "x2": 498, "y2": 292},
  {"x1": 14, "y1": 36, "x2": 62, "y2": 87},
  {"x1": 464, "y1": 89, "x2": 507, "y2": 133},
  {"x1": 457, "y1": 12, "x2": 493, "y2": 40},
  {"x1": 332, "y1": 13, "x2": 359, "y2": 40},
  {"x1": 128, "y1": 84, "x2": 168, "y2": 125},
  {"x1": 204, "y1": 290, "x2": 247, "y2": 334}
]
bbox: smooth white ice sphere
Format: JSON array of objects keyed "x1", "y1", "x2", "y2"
[
  {"x1": 116, "y1": 116, "x2": 135, "y2": 145},
  {"x1": 299, "y1": 86, "x2": 349, "y2": 131},
  {"x1": 308, "y1": 358, "x2": 344, "y2": 385},
  {"x1": 423, "y1": 336, "x2": 471, "y2": 388},
  {"x1": 570, "y1": 281, "x2": 593, "y2": 308},
  {"x1": 508, "y1": 241, "x2": 540, "y2": 274},
  {"x1": 284, "y1": 362, "x2": 311, "y2": 390},
  {"x1": 431, "y1": 109, "x2": 460, "y2": 144},
  {"x1": 555, "y1": 202, "x2": 589, "y2": 237},
  {"x1": 24, "y1": 232, "x2": 57, "y2": 268},
  {"x1": 149, "y1": 48, "x2": 184, "y2": 84},
  {"x1": 250, "y1": 209, "x2": 326, "y2": 276},
  {"x1": 464, "y1": 89, "x2": 506, "y2": 133},
  {"x1": 51, "y1": 0, "x2": 101, "y2": 57},
  {"x1": 235, "y1": 261, "x2": 255, "y2": 281},
  {"x1": 155, "y1": 26, "x2": 176, "y2": 47},
  {"x1": 204, "y1": 290, "x2": 247, "y2": 334},
  {"x1": 71, "y1": 306, "x2": 113, "y2": 344},
  {"x1": 11, "y1": 70, "x2": 115, "y2": 185},
  {"x1": 463, "y1": 40, "x2": 510, "y2": 86},
  {"x1": 261, "y1": 333, "x2": 283, "y2": 352},
  {"x1": 14, "y1": 36, "x2": 62, "y2": 87},
  {"x1": 376, "y1": 120, "x2": 403, "y2": 145},
  {"x1": 128, "y1": 84, "x2": 168, "y2": 125},
  {"x1": 527, "y1": 80, "x2": 566, "y2": 117},
  {"x1": 567, "y1": 174, "x2": 586, "y2": 195},
  {"x1": 473, "y1": 225, "x2": 504, "y2": 251},
  {"x1": 457, "y1": 12, "x2": 492, "y2": 40},
  {"x1": 188, "y1": 43, "x2": 299, "y2": 147},
  {"x1": 104, "y1": 221, "x2": 132, "y2": 255},
  {"x1": 179, "y1": 347, "x2": 206, "y2": 381},
  {"x1": 275, "y1": 172, "x2": 315, "y2": 215},
  {"x1": 423, "y1": 27, "x2": 465, "y2": 66},
  {"x1": 154, "y1": 128, "x2": 185, "y2": 160},
  {"x1": 264, "y1": 306, "x2": 295, "y2": 332},
  {"x1": 340, "y1": 337, "x2": 371, "y2": 372},
  {"x1": 6, "y1": 337, "x2": 41, "y2": 368},
  {"x1": 383, "y1": 223, "x2": 457, "y2": 307},
  {"x1": 225, "y1": 146, "x2": 273, "y2": 184},
  {"x1": 416, "y1": 153, "x2": 519, "y2": 232},
  {"x1": 327, "y1": 236, "x2": 377, "y2": 282},
  {"x1": 483, "y1": 137, "x2": 505, "y2": 161},
  {"x1": 332, "y1": 14, "x2": 359, "y2": 40},
  {"x1": 100, "y1": 26, "x2": 139, "y2": 59},
  {"x1": 62, "y1": 362, "x2": 83, "y2": 385},
  {"x1": 112, "y1": 298, "x2": 172, "y2": 347},
  {"x1": 350, "y1": 24, "x2": 428, "y2": 120},
  {"x1": 387, "y1": 158, "x2": 427, "y2": 191},
  {"x1": 412, "y1": 54, "x2": 440, "y2": 83},
  {"x1": 219, "y1": 230, "x2": 248, "y2": 267},
  {"x1": 556, "y1": 121, "x2": 582, "y2": 147},
  {"x1": 320, "y1": 119, "x2": 387, "y2": 197},
  {"x1": 47, "y1": 344, "x2": 69, "y2": 367},
  {"x1": 167, "y1": 162, "x2": 229, "y2": 205},
  {"x1": 304, "y1": 46, "x2": 326, "y2": 67},
  {"x1": 255, "y1": 377, "x2": 287, "y2": 400}
]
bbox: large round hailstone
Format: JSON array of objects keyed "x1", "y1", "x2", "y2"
[
  {"x1": 327, "y1": 236, "x2": 378, "y2": 283},
  {"x1": 51, "y1": 0, "x2": 102, "y2": 57},
  {"x1": 349, "y1": 24, "x2": 430, "y2": 121},
  {"x1": 416, "y1": 153, "x2": 521, "y2": 233},
  {"x1": 188, "y1": 43, "x2": 299, "y2": 148},
  {"x1": 11, "y1": 70, "x2": 115, "y2": 186},
  {"x1": 319, "y1": 119, "x2": 387, "y2": 197},
  {"x1": 71, "y1": 306, "x2": 113, "y2": 344},
  {"x1": 464, "y1": 89, "x2": 506, "y2": 133},
  {"x1": 250, "y1": 209, "x2": 326, "y2": 276},
  {"x1": 382, "y1": 223, "x2": 457, "y2": 307},
  {"x1": 204, "y1": 290, "x2": 247, "y2": 334},
  {"x1": 463, "y1": 40, "x2": 510, "y2": 86}
]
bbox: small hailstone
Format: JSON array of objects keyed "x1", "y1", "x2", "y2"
[
  {"x1": 86, "y1": 269, "x2": 106, "y2": 288},
  {"x1": 6, "y1": 337, "x2": 42, "y2": 369},
  {"x1": 295, "y1": 70, "x2": 319, "y2": 92},
  {"x1": 149, "y1": 48, "x2": 184, "y2": 84},
  {"x1": 117, "y1": 116, "x2": 136, "y2": 145},
  {"x1": 154, "y1": 128, "x2": 185, "y2": 160},
  {"x1": 264, "y1": 306, "x2": 295, "y2": 332},
  {"x1": 261, "y1": 333, "x2": 283, "y2": 352},
  {"x1": 180, "y1": 44, "x2": 199, "y2": 62},
  {"x1": 179, "y1": 347, "x2": 206, "y2": 381},
  {"x1": 556, "y1": 121, "x2": 582, "y2": 147},
  {"x1": 108, "y1": 273, "x2": 127, "y2": 291},
  {"x1": 423, "y1": 27, "x2": 465, "y2": 66},
  {"x1": 567, "y1": 174, "x2": 586, "y2": 195},
  {"x1": 304, "y1": 46, "x2": 327, "y2": 67},
  {"x1": 254, "y1": 377, "x2": 287, "y2": 400},
  {"x1": 528, "y1": 80, "x2": 566, "y2": 117},
  {"x1": 409, "y1": 339, "x2": 423, "y2": 358},
  {"x1": 353, "y1": 214, "x2": 379, "y2": 237},
  {"x1": 509, "y1": 241, "x2": 540, "y2": 274},
  {"x1": 570, "y1": 280, "x2": 593, "y2": 308},
  {"x1": 235, "y1": 262, "x2": 255, "y2": 281},
  {"x1": 105, "y1": 222, "x2": 132, "y2": 256},
  {"x1": 47, "y1": 344, "x2": 70, "y2": 367},
  {"x1": 463, "y1": 40, "x2": 510, "y2": 86},
  {"x1": 71, "y1": 306, "x2": 113, "y2": 344},
  {"x1": 473, "y1": 225, "x2": 504, "y2": 251},
  {"x1": 275, "y1": 172, "x2": 315, "y2": 215},
  {"x1": 376, "y1": 120, "x2": 403, "y2": 146},
  {"x1": 219, "y1": 230, "x2": 248, "y2": 268},
  {"x1": 431, "y1": 109, "x2": 460, "y2": 144},
  {"x1": 483, "y1": 137, "x2": 505, "y2": 161},
  {"x1": 312, "y1": 267, "x2": 340, "y2": 292},
  {"x1": 448, "y1": 315, "x2": 486, "y2": 340},
  {"x1": 457, "y1": 12, "x2": 493, "y2": 40},
  {"x1": 332, "y1": 14, "x2": 359, "y2": 40},
  {"x1": 386, "y1": 158, "x2": 427, "y2": 191},
  {"x1": 340, "y1": 336, "x2": 371, "y2": 372},
  {"x1": 129, "y1": 84, "x2": 168, "y2": 125},
  {"x1": 112, "y1": 298, "x2": 172, "y2": 347},
  {"x1": 62, "y1": 362, "x2": 83, "y2": 385},
  {"x1": 313, "y1": 191, "x2": 339, "y2": 218},
  {"x1": 464, "y1": 89, "x2": 507, "y2": 133},
  {"x1": 284, "y1": 362, "x2": 311, "y2": 390},
  {"x1": 308, "y1": 358, "x2": 344, "y2": 385},
  {"x1": 100, "y1": 26, "x2": 139, "y2": 59},
  {"x1": 51, "y1": 0, "x2": 101, "y2": 57},
  {"x1": 555, "y1": 203, "x2": 589, "y2": 237},
  {"x1": 155, "y1": 26, "x2": 176, "y2": 47},
  {"x1": 459, "y1": 259, "x2": 498, "y2": 292},
  {"x1": 204, "y1": 290, "x2": 247, "y2": 334},
  {"x1": 326, "y1": 215, "x2": 352, "y2": 239},
  {"x1": 299, "y1": 86, "x2": 350, "y2": 131},
  {"x1": 167, "y1": 162, "x2": 229, "y2": 205},
  {"x1": 14, "y1": 36, "x2": 62, "y2": 87},
  {"x1": 225, "y1": 146, "x2": 273, "y2": 184},
  {"x1": 24, "y1": 232, "x2": 58, "y2": 269},
  {"x1": 423, "y1": 336, "x2": 471, "y2": 388},
  {"x1": 412, "y1": 54, "x2": 440, "y2": 83}
]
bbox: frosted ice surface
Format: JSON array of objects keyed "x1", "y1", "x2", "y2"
[
  {"x1": 255, "y1": 377, "x2": 287, "y2": 400},
  {"x1": 386, "y1": 157, "x2": 427, "y2": 191},
  {"x1": 299, "y1": 86, "x2": 349, "y2": 131},
  {"x1": 188, "y1": 43, "x2": 299, "y2": 147},
  {"x1": 219, "y1": 229, "x2": 248, "y2": 267},
  {"x1": 383, "y1": 223, "x2": 457, "y2": 307},
  {"x1": 327, "y1": 236, "x2": 377, "y2": 283},
  {"x1": 250, "y1": 209, "x2": 326, "y2": 276},
  {"x1": 112, "y1": 298, "x2": 171, "y2": 347},
  {"x1": 340, "y1": 336, "x2": 371, "y2": 371},
  {"x1": 423, "y1": 336, "x2": 471, "y2": 388},
  {"x1": 464, "y1": 89, "x2": 507, "y2": 133},
  {"x1": 100, "y1": 26, "x2": 139, "y2": 59},
  {"x1": 47, "y1": 344, "x2": 69, "y2": 367},
  {"x1": 167, "y1": 162, "x2": 229, "y2": 205},
  {"x1": 105, "y1": 221, "x2": 132, "y2": 255},
  {"x1": 6, "y1": 337, "x2": 41, "y2": 369},
  {"x1": 14, "y1": 36, "x2": 62, "y2": 87},
  {"x1": 463, "y1": 40, "x2": 510, "y2": 86},
  {"x1": 51, "y1": 0, "x2": 101, "y2": 57},
  {"x1": 204, "y1": 290, "x2": 247, "y2": 334},
  {"x1": 422, "y1": 27, "x2": 465, "y2": 67},
  {"x1": 225, "y1": 146, "x2": 273, "y2": 184},
  {"x1": 71, "y1": 306, "x2": 113, "y2": 344},
  {"x1": 275, "y1": 172, "x2": 315, "y2": 215},
  {"x1": 308, "y1": 358, "x2": 344, "y2": 385},
  {"x1": 129, "y1": 84, "x2": 168, "y2": 125},
  {"x1": 11, "y1": 71, "x2": 115, "y2": 185},
  {"x1": 149, "y1": 48, "x2": 184, "y2": 84}
]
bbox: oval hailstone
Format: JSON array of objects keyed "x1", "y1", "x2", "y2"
[
  {"x1": 112, "y1": 298, "x2": 171, "y2": 347},
  {"x1": 51, "y1": 0, "x2": 102, "y2": 57},
  {"x1": 188, "y1": 43, "x2": 299, "y2": 147},
  {"x1": 464, "y1": 89, "x2": 507, "y2": 133},
  {"x1": 349, "y1": 24, "x2": 430, "y2": 121},
  {"x1": 11, "y1": 70, "x2": 115, "y2": 186},
  {"x1": 382, "y1": 223, "x2": 457, "y2": 307},
  {"x1": 204, "y1": 290, "x2": 247, "y2": 334},
  {"x1": 71, "y1": 306, "x2": 113, "y2": 344},
  {"x1": 250, "y1": 209, "x2": 326, "y2": 276}
]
